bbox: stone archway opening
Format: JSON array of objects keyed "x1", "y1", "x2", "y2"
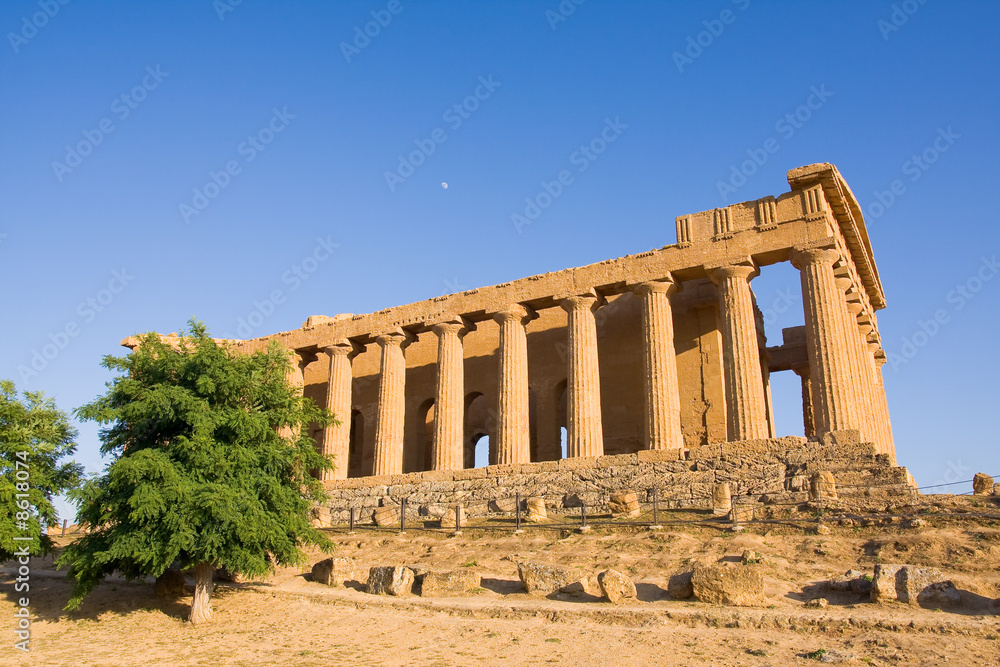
[{"x1": 472, "y1": 434, "x2": 490, "y2": 468}]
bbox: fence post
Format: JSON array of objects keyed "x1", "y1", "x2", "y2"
[
  {"x1": 579, "y1": 501, "x2": 590, "y2": 533},
  {"x1": 61, "y1": 519, "x2": 68, "y2": 536},
  {"x1": 349, "y1": 507, "x2": 355, "y2": 534},
  {"x1": 730, "y1": 494, "x2": 742, "y2": 532},
  {"x1": 651, "y1": 488, "x2": 662, "y2": 530},
  {"x1": 515, "y1": 492, "x2": 522, "y2": 534},
  {"x1": 400, "y1": 498, "x2": 407, "y2": 534},
  {"x1": 454, "y1": 505, "x2": 462, "y2": 535}
]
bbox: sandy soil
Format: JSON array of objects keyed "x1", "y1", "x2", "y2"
[{"x1": 4, "y1": 498, "x2": 1000, "y2": 666}]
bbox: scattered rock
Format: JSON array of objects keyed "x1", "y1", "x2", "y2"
[
  {"x1": 691, "y1": 564, "x2": 766, "y2": 607},
  {"x1": 154, "y1": 568, "x2": 186, "y2": 598},
  {"x1": 366, "y1": 566, "x2": 415, "y2": 596},
  {"x1": 827, "y1": 570, "x2": 865, "y2": 592},
  {"x1": 903, "y1": 517, "x2": 925, "y2": 528},
  {"x1": 917, "y1": 580, "x2": 961, "y2": 607},
  {"x1": 420, "y1": 569, "x2": 481, "y2": 597},
  {"x1": 871, "y1": 564, "x2": 953, "y2": 605},
  {"x1": 489, "y1": 497, "x2": 517, "y2": 513},
  {"x1": 809, "y1": 471, "x2": 838, "y2": 501},
  {"x1": 850, "y1": 576, "x2": 873, "y2": 596},
  {"x1": 526, "y1": 497, "x2": 548, "y2": 523},
  {"x1": 609, "y1": 491, "x2": 641, "y2": 518},
  {"x1": 805, "y1": 597, "x2": 829, "y2": 609},
  {"x1": 311, "y1": 557, "x2": 353, "y2": 586},
  {"x1": 517, "y1": 561, "x2": 580, "y2": 596},
  {"x1": 741, "y1": 550, "x2": 762, "y2": 565},
  {"x1": 994, "y1": 483, "x2": 1000, "y2": 497},
  {"x1": 373, "y1": 507, "x2": 399, "y2": 528},
  {"x1": 561, "y1": 574, "x2": 603, "y2": 598},
  {"x1": 973, "y1": 473, "x2": 994, "y2": 496},
  {"x1": 712, "y1": 483, "x2": 732, "y2": 516},
  {"x1": 597, "y1": 569, "x2": 636, "y2": 605},
  {"x1": 816, "y1": 524, "x2": 831, "y2": 535},
  {"x1": 667, "y1": 570, "x2": 694, "y2": 600}
]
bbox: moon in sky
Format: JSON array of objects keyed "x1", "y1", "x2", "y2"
[{"x1": 441, "y1": 182, "x2": 448, "y2": 189}]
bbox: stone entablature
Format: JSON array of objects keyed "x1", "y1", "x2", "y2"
[{"x1": 123, "y1": 163, "x2": 897, "y2": 482}]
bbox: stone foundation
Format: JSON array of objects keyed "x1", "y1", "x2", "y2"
[{"x1": 319, "y1": 431, "x2": 916, "y2": 524}]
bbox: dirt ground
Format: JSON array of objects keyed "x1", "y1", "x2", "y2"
[{"x1": 3, "y1": 496, "x2": 1000, "y2": 666}]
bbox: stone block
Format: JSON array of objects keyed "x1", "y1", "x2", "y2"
[
  {"x1": 973, "y1": 473, "x2": 994, "y2": 495},
  {"x1": 917, "y1": 580, "x2": 961, "y2": 607},
  {"x1": 712, "y1": 482, "x2": 732, "y2": 516},
  {"x1": 419, "y1": 470, "x2": 455, "y2": 482},
  {"x1": 809, "y1": 471, "x2": 838, "y2": 500},
  {"x1": 608, "y1": 491, "x2": 641, "y2": 518},
  {"x1": 597, "y1": 453, "x2": 638, "y2": 468},
  {"x1": 691, "y1": 564, "x2": 766, "y2": 606},
  {"x1": 637, "y1": 448, "x2": 683, "y2": 463},
  {"x1": 486, "y1": 463, "x2": 520, "y2": 477},
  {"x1": 367, "y1": 566, "x2": 415, "y2": 596},
  {"x1": 451, "y1": 467, "x2": 488, "y2": 480},
  {"x1": 373, "y1": 506, "x2": 399, "y2": 527},
  {"x1": 439, "y1": 505, "x2": 467, "y2": 529},
  {"x1": 558, "y1": 456, "x2": 599, "y2": 471},
  {"x1": 517, "y1": 562, "x2": 581, "y2": 596},
  {"x1": 871, "y1": 564, "x2": 951, "y2": 605},
  {"x1": 597, "y1": 569, "x2": 636, "y2": 605},
  {"x1": 311, "y1": 557, "x2": 353, "y2": 586},
  {"x1": 420, "y1": 569, "x2": 481, "y2": 597},
  {"x1": 490, "y1": 496, "x2": 518, "y2": 513},
  {"x1": 526, "y1": 497, "x2": 548, "y2": 522},
  {"x1": 667, "y1": 570, "x2": 694, "y2": 599}
]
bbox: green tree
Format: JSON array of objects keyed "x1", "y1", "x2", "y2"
[
  {"x1": 1, "y1": 380, "x2": 83, "y2": 561},
  {"x1": 58, "y1": 320, "x2": 336, "y2": 623}
]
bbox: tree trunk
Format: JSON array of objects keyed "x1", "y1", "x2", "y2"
[{"x1": 189, "y1": 562, "x2": 214, "y2": 624}]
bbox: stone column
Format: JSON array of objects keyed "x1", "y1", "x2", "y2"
[
  {"x1": 431, "y1": 318, "x2": 472, "y2": 471},
  {"x1": 707, "y1": 264, "x2": 769, "y2": 441},
  {"x1": 560, "y1": 292, "x2": 604, "y2": 458},
  {"x1": 279, "y1": 349, "x2": 306, "y2": 441},
  {"x1": 873, "y1": 351, "x2": 895, "y2": 461},
  {"x1": 791, "y1": 248, "x2": 861, "y2": 435},
  {"x1": 632, "y1": 279, "x2": 684, "y2": 451},
  {"x1": 849, "y1": 302, "x2": 878, "y2": 445},
  {"x1": 792, "y1": 364, "x2": 815, "y2": 437},
  {"x1": 373, "y1": 331, "x2": 409, "y2": 476},
  {"x1": 321, "y1": 340, "x2": 358, "y2": 480},
  {"x1": 493, "y1": 304, "x2": 533, "y2": 465}
]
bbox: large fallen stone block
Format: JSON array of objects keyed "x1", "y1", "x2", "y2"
[
  {"x1": 373, "y1": 506, "x2": 399, "y2": 527},
  {"x1": 517, "y1": 561, "x2": 580, "y2": 596},
  {"x1": 973, "y1": 473, "x2": 994, "y2": 496},
  {"x1": 366, "y1": 566, "x2": 415, "y2": 596},
  {"x1": 526, "y1": 497, "x2": 547, "y2": 523},
  {"x1": 712, "y1": 483, "x2": 732, "y2": 516},
  {"x1": 609, "y1": 491, "x2": 641, "y2": 518},
  {"x1": 598, "y1": 569, "x2": 636, "y2": 605},
  {"x1": 311, "y1": 557, "x2": 353, "y2": 586},
  {"x1": 691, "y1": 564, "x2": 766, "y2": 607},
  {"x1": 420, "y1": 569, "x2": 481, "y2": 597},
  {"x1": 871, "y1": 564, "x2": 957, "y2": 606}
]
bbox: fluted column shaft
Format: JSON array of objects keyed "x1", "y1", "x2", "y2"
[
  {"x1": 560, "y1": 293, "x2": 604, "y2": 457},
  {"x1": 633, "y1": 279, "x2": 684, "y2": 451},
  {"x1": 873, "y1": 353, "x2": 895, "y2": 461},
  {"x1": 708, "y1": 265, "x2": 770, "y2": 440},
  {"x1": 792, "y1": 364, "x2": 815, "y2": 437},
  {"x1": 494, "y1": 305, "x2": 532, "y2": 465},
  {"x1": 373, "y1": 332, "x2": 408, "y2": 476},
  {"x1": 321, "y1": 341, "x2": 357, "y2": 480},
  {"x1": 279, "y1": 349, "x2": 306, "y2": 441},
  {"x1": 792, "y1": 248, "x2": 862, "y2": 435},
  {"x1": 432, "y1": 319, "x2": 470, "y2": 471}
]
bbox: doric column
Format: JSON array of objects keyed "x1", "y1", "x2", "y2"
[
  {"x1": 373, "y1": 330, "x2": 410, "y2": 476},
  {"x1": 707, "y1": 264, "x2": 769, "y2": 441},
  {"x1": 321, "y1": 340, "x2": 359, "y2": 480},
  {"x1": 493, "y1": 304, "x2": 534, "y2": 465},
  {"x1": 431, "y1": 317, "x2": 473, "y2": 471},
  {"x1": 632, "y1": 279, "x2": 684, "y2": 451},
  {"x1": 559, "y1": 291, "x2": 604, "y2": 458},
  {"x1": 279, "y1": 349, "x2": 306, "y2": 441},
  {"x1": 792, "y1": 364, "x2": 815, "y2": 437},
  {"x1": 791, "y1": 248, "x2": 861, "y2": 435},
  {"x1": 872, "y1": 350, "x2": 895, "y2": 461},
  {"x1": 848, "y1": 302, "x2": 878, "y2": 445}
]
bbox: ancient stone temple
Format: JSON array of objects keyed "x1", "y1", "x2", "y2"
[{"x1": 125, "y1": 163, "x2": 913, "y2": 511}]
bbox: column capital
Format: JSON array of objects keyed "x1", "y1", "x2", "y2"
[
  {"x1": 557, "y1": 290, "x2": 603, "y2": 313},
  {"x1": 321, "y1": 339, "x2": 363, "y2": 359},
  {"x1": 492, "y1": 303, "x2": 536, "y2": 325},
  {"x1": 705, "y1": 262, "x2": 758, "y2": 284},
  {"x1": 374, "y1": 329, "x2": 415, "y2": 349},
  {"x1": 430, "y1": 316, "x2": 476, "y2": 338},
  {"x1": 789, "y1": 246, "x2": 840, "y2": 270},
  {"x1": 631, "y1": 276, "x2": 679, "y2": 296}
]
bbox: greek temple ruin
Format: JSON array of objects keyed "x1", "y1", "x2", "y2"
[{"x1": 124, "y1": 163, "x2": 912, "y2": 509}]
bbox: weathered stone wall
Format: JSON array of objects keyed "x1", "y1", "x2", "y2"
[{"x1": 319, "y1": 432, "x2": 916, "y2": 524}]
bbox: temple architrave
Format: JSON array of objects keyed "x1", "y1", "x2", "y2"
[{"x1": 124, "y1": 163, "x2": 899, "y2": 494}]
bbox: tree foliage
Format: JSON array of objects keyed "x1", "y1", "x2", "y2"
[
  {"x1": 58, "y1": 320, "x2": 336, "y2": 614},
  {"x1": 0, "y1": 380, "x2": 83, "y2": 561}
]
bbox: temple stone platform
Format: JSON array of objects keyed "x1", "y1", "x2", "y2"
[{"x1": 319, "y1": 430, "x2": 917, "y2": 524}]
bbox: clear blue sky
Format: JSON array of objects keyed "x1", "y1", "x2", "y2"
[{"x1": 2, "y1": 0, "x2": 997, "y2": 519}]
